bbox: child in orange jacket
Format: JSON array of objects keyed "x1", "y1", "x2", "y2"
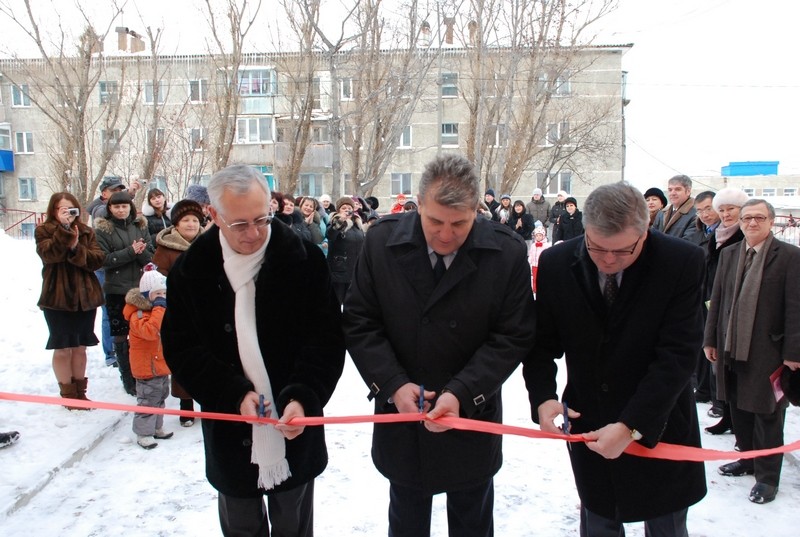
[{"x1": 123, "y1": 263, "x2": 173, "y2": 449}]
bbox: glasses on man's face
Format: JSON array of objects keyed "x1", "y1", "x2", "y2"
[
  {"x1": 218, "y1": 212, "x2": 274, "y2": 233},
  {"x1": 740, "y1": 215, "x2": 769, "y2": 225},
  {"x1": 696, "y1": 206, "x2": 716, "y2": 215},
  {"x1": 585, "y1": 233, "x2": 642, "y2": 257}
]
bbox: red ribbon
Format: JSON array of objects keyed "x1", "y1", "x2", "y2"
[{"x1": 2, "y1": 391, "x2": 797, "y2": 462}]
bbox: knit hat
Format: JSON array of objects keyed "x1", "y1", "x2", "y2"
[
  {"x1": 319, "y1": 194, "x2": 332, "y2": 204},
  {"x1": 643, "y1": 187, "x2": 668, "y2": 208},
  {"x1": 533, "y1": 188, "x2": 543, "y2": 196},
  {"x1": 139, "y1": 263, "x2": 167, "y2": 298},
  {"x1": 336, "y1": 196, "x2": 355, "y2": 211},
  {"x1": 485, "y1": 189, "x2": 495, "y2": 198},
  {"x1": 712, "y1": 187, "x2": 750, "y2": 211},
  {"x1": 557, "y1": 190, "x2": 567, "y2": 198},
  {"x1": 533, "y1": 226, "x2": 546, "y2": 237},
  {"x1": 185, "y1": 184, "x2": 210, "y2": 206},
  {"x1": 108, "y1": 191, "x2": 133, "y2": 206},
  {"x1": 170, "y1": 199, "x2": 205, "y2": 226},
  {"x1": 564, "y1": 197, "x2": 578, "y2": 207},
  {"x1": 500, "y1": 193, "x2": 511, "y2": 201}
]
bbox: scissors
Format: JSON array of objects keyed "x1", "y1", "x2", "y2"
[
  {"x1": 562, "y1": 401, "x2": 572, "y2": 451},
  {"x1": 258, "y1": 394, "x2": 270, "y2": 419},
  {"x1": 418, "y1": 385, "x2": 425, "y2": 414}
]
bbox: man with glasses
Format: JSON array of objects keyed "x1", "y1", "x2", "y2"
[
  {"x1": 704, "y1": 199, "x2": 800, "y2": 504},
  {"x1": 162, "y1": 164, "x2": 345, "y2": 536},
  {"x1": 524, "y1": 182, "x2": 707, "y2": 536}
]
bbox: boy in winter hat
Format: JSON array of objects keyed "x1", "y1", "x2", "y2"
[{"x1": 123, "y1": 263, "x2": 174, "y2": 449}]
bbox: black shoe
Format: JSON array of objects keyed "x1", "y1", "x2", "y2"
[
  {"x1": 707, "y1": 405, "x2": 723, "y2": 418},
  {"x1": 0, "y1": 431, "x2": 20, "y2": 449},
  {"x1": 704, "y1": 418, "x2": 732, "y2": 435},
  {"x1": 749, "y1": 482, "x2": 778, "y2": 504},
  {"x1": 718, "y1": 460, "x2": 754, "y2": 477}
]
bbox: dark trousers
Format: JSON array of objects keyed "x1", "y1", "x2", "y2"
[
  {"x1": 728, "y1": 369, "x2": 786, "y2": 486},
  {"x1": 388, "y1": 479, "x2": 494, "y2": 537},
  {"x1": 218, "y1": 481, "x2": 314, "y2": 537},
  {"x1": 579, "y1": 506, "x2": 688, "y2": 537}
]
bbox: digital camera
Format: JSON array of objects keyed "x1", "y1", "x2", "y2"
[{"x1": 68, "y1": 208, "x2": 80, "y2": 217}]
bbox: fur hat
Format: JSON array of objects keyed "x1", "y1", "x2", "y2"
[
  {"x1": 644, "y1": 187, "x2": 668, "y2": 208},
  {"x1": 557, "y1": 190, "x2": 568, "y2": 198},
  {"x1": 336, "y1": 196, "x2": 355, "y2": 212},
  {"x1": 533, "y1": 188, "x2": 543, "y2": 196},
  {"x1": 712, "y1": 187, "x2": 750, "y2": 211},
  {"x1": 319, "y1": 194, "x2": 332, "y2": 204},
  {"x1": 108, "y1": 191, "x2": 133, "y2": 206},
  {"x1": 564, "y1": 197, "x2": 578, "y2": 207},
  {"x1": 139, "y1": 263, "x2": 166, "y2": 297},
  {"x1": 170, "y1": 199, "x2": 204, "y2": 226},
  {"x1": 185, "y1": 184, "x2": 210, "y2": 206}
]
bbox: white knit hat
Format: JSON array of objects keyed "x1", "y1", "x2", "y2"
[
  {"x1": 139, "y1": 263, "x2": 166, "y2": 297},
  {"x1": 712, "y1": 188, "x2": 750, "y2": 211}
]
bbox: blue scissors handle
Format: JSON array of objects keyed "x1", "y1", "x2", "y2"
[
  {"x1": 418, "y1": 385, "x2": 425, "y2": 414},
  {"x1": 258, "y1": 394, "x2": 266, "y2": 418},
  {"x1": 561, "y1": 401, "x2": 569, "y2": 435}
]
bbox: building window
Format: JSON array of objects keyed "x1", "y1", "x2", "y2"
[
  {"x1": 14, "y1": 132, "x2": 34, "y2": 154},
  {"x1": 18, "y1": 177, "x2": 37, "y2": 200},
  {"x1": 441, "y1": 123, "x2": 458, "y2": 146},
  {"x1": 545, "y1": 121, "x2": 570, "y2": 146},
  {"x1": 149, "y1": 175, "x2": 168, "y2": 192},
  {"x1": 189, "y1": 128, "x2": 206, "y2": 151},
  {"x1": 391, "y1": 172, "x2": 412, "y2": 196},
  {"x1": 254, "y1": 165, "x2": 276, "y2": 191},
  {"x1": 784, "y1": 188, "x2": 797, "y2": 196},
  {"x1": 311, "y1": 125, "x2": 330, "y2": 143},
  {"x1": 0, "y1": 176, "x2": 5, "y2": 198},
  {"x1": 12, "y1": 85, "x2": 31, "y2": 107},
  {"x1": 488, "y1": 124, "x2": 507, "y2": 147},
  {"x1": 99, "y1": 81, "x2": 119, "y2": 104},
  {"x1": 101, "y1": 129, "x2": 120, "y2": 153},
  {"x1": 398, "y1": 125, "x2": 412, "y2": 148},
  {"x1": 144, "y1": 81, "x2": 164, "y2": 104},
  {"x1": 298, "y1": 173, "x2": 323, "y2": 197},
  {"x1": 239, "y1": 68, "x2": 278, "y2": 96},
  {"x1": 0, "y1": 124, "x2": 11, "y2": 150},
  {"x1": 145, "y1": 128, "x2": 166, "y2": 149},
  {"x1": 762, "y1": 187, "x2": 776, "y2": 197},
  {"x1": 441, "y1": 72, "x2": 458, "y2": 97},
  {"x1": 742, "y1": 187, "x2": 755, "y2": 196},
  {"x1": 311, "y1": 77, "x2": 322, "y2": 110},
  {"x1": 538, "y1": 170, "x2": 572, "y2": 195},
  {"x1": 236, "y1": 117, "x2": 273, "y2": 143},
  {"x1": 554, "y1": 72, "x2": 572, "y2": 96},
  {"x1": 189, "y1": 79, "x2": 208, "y2": 103},
  {"x1": 340, "y1": 78, "x2": 354, "y2": 101}
]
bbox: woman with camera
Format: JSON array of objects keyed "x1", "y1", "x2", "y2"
[
  {"x1": 35, "y1": 192, "x2": 106, "y2": 408},
  {"x1": 327, "y1": 197, "x2": 366, "y2": 304}
]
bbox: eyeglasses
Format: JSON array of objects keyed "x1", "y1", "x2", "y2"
[
  {"x1": 696, "y1": 206, "x2": 716, "y2": 215},
  {"x1": 585, "y1": 233, "x2": 642, "y2": 257},
  {"x1": 740, "y1": 215, "x2": 769, "y2": 224},
  {"x1": 217, "y1": 212, "x2": 273, "y2": 233}
]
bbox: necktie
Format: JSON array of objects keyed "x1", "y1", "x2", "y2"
[
  {"x1": 742, "y1": 248, "x2": 756, "y2": 282},
  {"x1": 603, "y1": 273, "x2": 619, "y2": 307},
  {"x1": 433, "y1": 253, "x2": 446, "y2": 285}
]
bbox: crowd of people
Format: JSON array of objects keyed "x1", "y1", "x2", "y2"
[{"x1": 21, "y1": 159, "x2": 800, "y2": 536}]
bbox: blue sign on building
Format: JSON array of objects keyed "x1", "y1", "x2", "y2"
[{"x1": 721, "y1": 161, "x2": 779, "y2": 176}]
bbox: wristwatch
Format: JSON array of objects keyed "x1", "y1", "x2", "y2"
[{"x1": 628, "y1": 427, "x2": 643, "y2": 441}]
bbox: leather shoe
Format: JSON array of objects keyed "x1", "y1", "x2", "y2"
[
  {"x1": 718, "y1": 461, "x2": 754, "y2": 477},
  {"x1": 749, "y1": 482, "x2": 778, "y2": 504},
  {"x1": 705, "y1": 418, "x2": 732, "y2": 435},
  {"x1": 707, "y1": 405, "x2": 723, "y2": 418}
]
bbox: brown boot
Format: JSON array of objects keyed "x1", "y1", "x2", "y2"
[
  {"x1": 73, "y1": 377, "x2": 92, "y2": 402},
  {"x1": 58, "y1": 381, "x2": 87, "y2": 411}
]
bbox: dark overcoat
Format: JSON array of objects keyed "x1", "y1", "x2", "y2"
[
  {"x1": 94, "y1": 210, "x2": 154, "y2": 295},
  {"x1": 343, "y1": 213, "x2": 536, "y2": 494},
  {"x1": 703, "y1": 238, "x2": 800, "y2": 413},
  {"x1": 523, "y1": 230, "x2": 707, "y2": 522},
  {"x1": 161, "y1": 220, "x2": 345, "y2": 498}
]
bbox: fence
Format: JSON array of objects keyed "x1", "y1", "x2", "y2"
[
  {"x1": 772, "y1": 214, "x2": 799, "y2": 247},
  {"x1": 1, "y1": 209, "x2": 43, "y2": 239}
]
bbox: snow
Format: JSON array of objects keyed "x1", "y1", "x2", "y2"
[{"x1": 0, "y1": 231, "x2": 798, "y2": 536}]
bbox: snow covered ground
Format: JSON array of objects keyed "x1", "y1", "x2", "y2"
[{"x1": 0, "y1": 232, "x2": 798, "y2": 536}]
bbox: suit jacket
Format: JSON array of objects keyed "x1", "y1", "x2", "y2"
[
  {"x1": 344, "y1": 212, "x2": 536, "y2": 494},
  {"x1": 703, "y1": 237, "x2": 800, "y2": 413},
  {"x1": 524, "y1": 230, "x2": 706, "y2": 522}
]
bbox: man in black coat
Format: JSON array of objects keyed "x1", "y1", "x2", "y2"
[
  {"x1": 524, "y1": 182, "x2": 706, "y2": 536},
  {"x1": 344, "y1": 154, "x2": 536, "y2": 537},
  {"x1": 162, "y1": 164, "x2": 345, "y2": 537}
]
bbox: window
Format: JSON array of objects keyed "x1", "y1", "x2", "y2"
[
  {"x1": 144, "y1": 81, "x2": 164, "y2": 104},
  {"x1": 145, "y1": 128, "x2": 166, "y2": 149},
  {"x1": 149, "y1": 175, "x2": 167, "y2": 192},
  {"x1": 0, "y1": 176, "x2": 4, "y2": 198},
  {"x1": 18, "y1": 177, "x2": 37, "y2": 200},
  {"x1": 545, "y1": 121, "x2": 570, "y2": 146},
  {"x1": 311, "y1": 125, "x2": 330, "y2": 143},
  {"x1": 0, "y1": 124, "x2": 10, "y2": 150},
  {"x1": 99, "y1": 81, "x2": 119, "y2": 104},
  {"x1": 784, "y1": 188, "x2": 797, "y2": 196},
  {"x1": 189, "y1": 128, "x2": 206, "y2": 151},
  {"x1": 14, "y1": 132, "x2": 33, "y2": 153},
  {"x1": 189, "y1": 79, "x2": 208, "y2": 102},
  {"x1": 398, "y1": 125, "x2": 412, "y2": 148},
  {"x1": 239, "y1": 69, "x2": 278, "y2": 96},
  {"x1": 554, "y1": 72, "x2": 572, "y2": 96},
  {"x1": 441, "y1": 73, "x2": 458, "y2": 97},
  {"x1": 101, "y1": 129, "x2": 120, "y2": 153},
  {"x1": 762, "y1": 187, "x2": 776, "y2": 197},
  {"x1": 12, "y1": 85, "x2": 31, "y2": 107},
  {"x1": 254, "y1": 165, "x2": 275, "y2": 191},
  {"x1": 537, "y1": 73, "x2": 549, "y2": 94},
  {"x1": 340, "y1": 78, "x2": 354, "y2": 101},
  {"x1": 298, "y1": 173, "x2": 322, "y2": 197},
  {"x1": 236, "y1": 117, "x2": 273, "y2": 143},
  {"x1": 537, "y1": 72, "x2": 571, "y2": 95},
  {"x1": 538, "y1": 171, "x2": 573, "y2": 195},
  {"x1": 488, "y1": 124, "x2": 507, "y2": 147},
  {"x1": 311, "y1": 77, "x2": 322, "y2": 110},
  {"x1": 441, "y1": 123, "x2": 458, "y2": 146},
  {"x1": 391, "y1": 173, "x2": 412, "y2": 196},
  {"x1": 742, "y1": 187, "x2": 755, "y2": 196}
]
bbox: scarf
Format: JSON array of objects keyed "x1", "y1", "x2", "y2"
[
  {"x1": 714, "y1": 222, "x2": 739, "y2": 249},
  {"x1": 219, "y1": 229, "x2": 291, "y2": 490},
  {"x1": 724, "y1": 234, "x2": 771, "y2": 363}
]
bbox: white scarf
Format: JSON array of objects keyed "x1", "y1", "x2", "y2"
[{"x1": 219, "y1": 229, "x2": 291, "y2": 490}]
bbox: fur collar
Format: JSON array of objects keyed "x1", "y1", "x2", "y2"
[
  {"x1": 94, "y1": 214, "x2": 149, "y2": 234},
  {"x1": 125, "y1": 287, "x2": 154, "y2": 310},
  {"x1": 156, "y1": 226, "x2": 200, "y2": 252}
]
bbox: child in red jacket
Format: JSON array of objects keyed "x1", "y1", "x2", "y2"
[{"x1": 123, "y1": 263, "x2": 173, "y2": 449}]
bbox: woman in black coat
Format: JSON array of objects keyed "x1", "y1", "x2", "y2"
[
  {"x1": 327, "y1": 197, "x2": 366, "y2": 304},
  {"x1": 554, "y1": 197, "x2": 584, "y2": 242},
  {"x1": 507, "y1": 200, "x2": 536, "y2": 243}
]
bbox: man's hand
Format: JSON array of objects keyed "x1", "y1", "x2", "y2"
[
  {"x1": 425, "y1": 391, "x2": 460, "y2": 433},
  {"x1": 392, "y1": 383, "x2": 436, "y2": 414},
  {"x1": 704, "y1": 346, "x2": 717, "y2": 363},
  {"x1": 275, "y1": 400, "x2": 306, "y2": 440},
  {"x1": 537, "y1": 399, "x2": 581, "y2": 434},
  {"x1": 583, "y1": 422, "x2": 634, "y2": 459},
  {"x1": 784, "y1": 360, "x2": 800, "y2": 372},
  {"x1": 239, "y1": 391, "x2": 269, "y2": 418}
]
